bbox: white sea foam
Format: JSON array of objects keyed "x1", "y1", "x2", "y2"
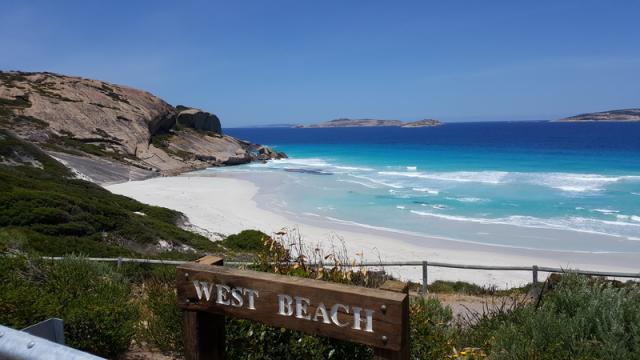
[
  {"x1": 408, "y1": 210, "x2": 640, "y2": 239},
  {"x1": 446, "y1": 197, "x2": 487, "y2": 203},
  {"x1": 252, "y1": 158, "x2": 379, "y2": 173},
  {"x1": 614, "y1": 214, "x2": 640, "y2": 222},
  {"x1": 525, "y1": 173, "x2": 625, "y2": 192},
  {"x1": 336, "y1": 179, "x2": 378, "y2": 189},
  {"x1": 396, "y1": 205, "x2": 406, "y2": 210},
  {"x1": 591, "y1": 208, "x2": 619, "y2": 214},
  {"x1": 250, "y1": 157, "x2": 332, "y2": 168},
  {"x1": 412, "y1": 187, "x2": 439, "y2": 195},
  {"x1": 376, "y1": 170, "x2": 640, "y2": 193},
  {"x1": 302, "y1": 212, "x2": 321, "y2": 217},
  {"x1": 379, "y1": 170, "x2": 508, "y2": 184},
  {"x1": 334, "y1": 166, "x2": 374, "y2": 171},
  {"x1": 322, "y1": 216, "x2": 629, "y2": 253},
  {"x1": 349, "y1": 174, "x2": 404, "y2": 189},
  {"x1": 406, "y1": 166, "x2": 417, "y2": 171}
]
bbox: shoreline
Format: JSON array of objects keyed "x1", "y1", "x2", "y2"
[{"x1": 106, "y1": 173, "x2": 640, "y2": 288}]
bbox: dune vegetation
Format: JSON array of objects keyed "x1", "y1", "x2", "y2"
[{"x1": 1, "y1": 229, "x2": 639, "y2": 359}]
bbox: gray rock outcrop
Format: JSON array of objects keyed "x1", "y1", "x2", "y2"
[
  {"x1": 0, "y1": 71, "x2": 286, "y2": 183},
  {"x1": 175, "y1": 106, "x2": 222, "y2": 133}
]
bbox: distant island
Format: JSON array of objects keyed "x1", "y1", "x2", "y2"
[
  {"x1": 297, "y1": 118, "x2": 441, "y2": 128},
  {"x1": 559, "y1": 108, "x2": 640, "y2": 122},
  {"x1": 242, "y1": 123, "x2": 298, "y2": 128}
]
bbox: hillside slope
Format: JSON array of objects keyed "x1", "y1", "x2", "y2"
[
  {"x1": 0, "y1": 71, "x2": 285, "y2": 183},
  {"x1": 0, "y1": 128, "x2": 219, "y2": 257}
]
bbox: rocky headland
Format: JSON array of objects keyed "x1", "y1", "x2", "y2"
[
  {"x1": 400, "y1": 119, "x2": 441, "y2": 127},
  {"x1": 0, "y1": 71, "x2": 286, "y2": 183},
  {"x1": 297, "y1": 118, "x2": 441, "y2": 128},
  {"x1": 559, "y1": 109, "x2": 640, "y2": 122}
]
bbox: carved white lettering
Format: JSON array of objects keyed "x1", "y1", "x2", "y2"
[
  {"x1": 330, "y1": 303, "x2": 350, "y2": 327},
  {"x1": 193, "y1": 281, "x2": 214, "y2": 301},
  {"x1": 231, "y1": 288, "x2": 244, "y2": 307},
  {"x1": 278, "y1": 294, "x2": 293, "y2": 316},
  {"x1": 216, "y1": 284, "x2": 231, "y2": 305},
  {"x1": 313, "y1": 302, "x2": 331, "y2": 324},
  {"x1": 351, "y1": 307, "x2": 375, "y2": 332},
  {"x1": 192, "y1": 281, "x2": 259, "y2": 311},
  {"x1": 243, "y1": 288, "x2": 259, "y2": 310},
  {"x1": 295, "y1": 297, "x2": 312, "y2": 320}
]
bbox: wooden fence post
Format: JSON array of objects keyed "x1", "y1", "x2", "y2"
[
  {"x1": 373, "y1": 280, "x2": 410, "y2": 360},
  {"x1": 182, "y1": 256, "x2": 225, "y2": 360},
  {"x1": 532, "y1": 265, "x2": 539, "y2": 285},
  {"x1": 421, "y1": 261, "x2": 428, "y2": 294}
]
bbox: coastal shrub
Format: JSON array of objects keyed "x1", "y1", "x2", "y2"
[
  {"x1": 428, "y1": 280, "x2": 487, "y2": 295},
  {"x1": 409, "y1": 296, "x2": 456, "y2": 359},
  {"x1": 462, "y1": 274, "x2": 640, "y2": 359},
  {"x1": 223, "y1": 229, "x2": 269, "y2": 251},
  {"x1": 428, "y1": 280, "x2": 531, "y2": 297},
  {"x1": 0, "y1": 129, "x2": 220, "y2": 258},
  {"x1": 0, "y1": 256, "x2": 139, "y2": 358},
  {"x1": 226, "y1": 319, "x2": 372, "y2": 360},
  {"x1": 138, "y1": 266, "x2": 184, "y2": 356}
]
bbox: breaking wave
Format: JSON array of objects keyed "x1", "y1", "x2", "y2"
[
  {"x1": 378, "y1": 170, "x2": 640, "y2": 193},
  {"x1": 407, "y1": 210, "x2": 640, "y2": 240}
]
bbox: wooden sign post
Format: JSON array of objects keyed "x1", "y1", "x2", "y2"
[{"x1": 177, "y1": 257, "x2": 409, "y2": 360}]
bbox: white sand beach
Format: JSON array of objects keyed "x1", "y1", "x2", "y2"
[{"x1": 106, "y1": 174, "x2": 640, "y2": 288}]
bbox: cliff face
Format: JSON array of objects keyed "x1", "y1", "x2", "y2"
[
  {"x1": 0, "y1": 71, "x2": 285, "y2": 183},
  {"x1": 559, "y1": 109, "x2": 640, "y2": 122}
]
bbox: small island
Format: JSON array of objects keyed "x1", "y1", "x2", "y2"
[
  {"x1": 400, "y1": 119, "x2": 441, "y2": 128},
  {"x1": 559, "y1": 108, "x2": 640, "y2": 122},
  {"x1": 297, "y1": 118, "x2": 442, "y2": 128}
]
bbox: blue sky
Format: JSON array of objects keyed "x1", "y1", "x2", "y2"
[{"x1": 1, "y1": 1, "x2": 639, "y2": 126}]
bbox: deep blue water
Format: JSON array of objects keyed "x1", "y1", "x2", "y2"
[{"x1": 218, "y1": 122, "x2": 640, "y2": 252}]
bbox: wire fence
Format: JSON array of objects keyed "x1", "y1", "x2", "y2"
[{"x1": 43, "y1": 256, "x2": 640, "y2": 293}]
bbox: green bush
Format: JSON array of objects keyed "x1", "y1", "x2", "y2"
[
  {"x1": 223, "y1": 230, "x2": 268, "y2": 251},
  {"x1": 0, "y1": 256, "x2": 139, "y2": 358},
  {"x1": 428, "y1": 280, "x2": 487, "y2": 295},
  {"x1": 137, "y1": 266, "x2": 184, "y2": 356},
  {"x1": 226, "y1": 319, "x2": 372, "y2": 360},
  {"x1": 409, "y1": 296, "x2": 455, "y2": 358},
  {"x1": 0, "y1": 129, "x2": 220, "y2": 258},
  {"x1": 463, "y1": 274, "x2": 640, "y2": 359}
]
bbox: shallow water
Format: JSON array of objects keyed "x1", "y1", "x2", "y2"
[{"x1": 217, "y1": 122, "x2": 640, "y2": 253}]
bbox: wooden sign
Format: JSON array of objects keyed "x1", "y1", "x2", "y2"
[{"x1": 177, "y1": 259, "x2": 409, "y2": 359}]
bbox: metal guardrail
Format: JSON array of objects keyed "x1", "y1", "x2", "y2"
[
  {"x1": 44, "y1": 256, "x2": 640, "y2": 293},
  {"x1": 0, "y1": 324, "x2": 105, "y2": 360}
]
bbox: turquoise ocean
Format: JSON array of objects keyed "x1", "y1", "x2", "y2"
[{"x1": 215, "y1": 122, "x2": 640, "y2": 254}]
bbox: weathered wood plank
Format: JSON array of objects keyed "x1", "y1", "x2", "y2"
[
  {"x1": 182, "y1": 257, "x2": 225, "y2": 360},
  {"x1": 177, "y1": 263, "x2": 408, "y2": 351},
  {"x1": 183, "y1": 310, "x2": 225, "y2": 360},
  {"x1": 193, "y1": 255, "x2": 224, "y2": 266},
  {"x1": 374, "y1": 280, "x2": 409, "y2": 360},
  {"x1": 379, "y1": 280, "x2": 409, "y2": 294}
]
